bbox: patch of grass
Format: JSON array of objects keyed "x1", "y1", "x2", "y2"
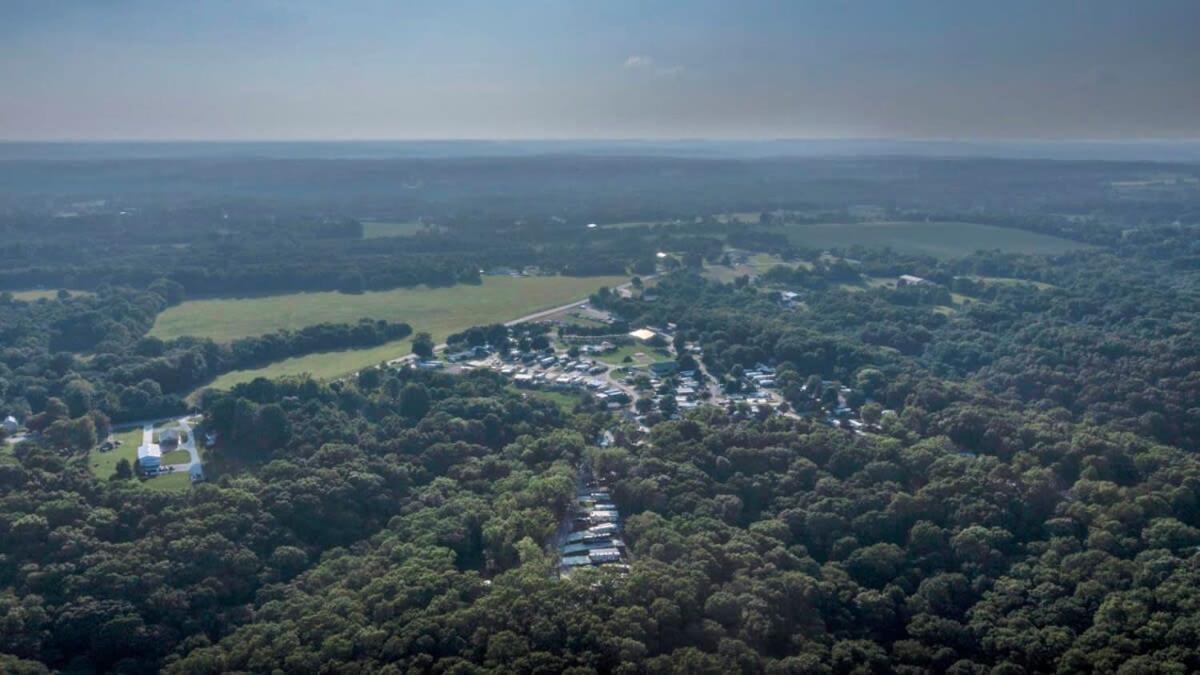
[
  {"x1": 703, "y1": 252, "x2": 788, "y2": 283},
  {"x1": 184, "y1": 276, "x2": 626, "y2": 391},
  {"x1": 509, "y1": 386, "x2": 581, "y2": 413},
  {"x1": 597, "y1": 344, "x2": 671, "y2": 366},
  {"x1": 142, "y1": 471, "x2": 192, "y2": 492},
  {"x1": 361, "y1": 220, "x2": 439, "y2": 238},
  {"x1": 8, "y1": 289, "x2": 94, "y2": 302},
  {"x1": 152, "y1": 275, "x2": 626, "y2": 343},
  {"x1": 89, "y1": 427, "x2": 143, "y2": 480},
  {"x1": 962, "y1": 275, "x2": 1057, "y2": 290},
  {"x1": 776, "y1": 221, "x2": 1089, "y2": 258},
  {"x1": 161, "y1": 450, "x2": 191, "y2": 464}
]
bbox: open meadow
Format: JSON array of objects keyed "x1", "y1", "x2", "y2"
[
  {"x1": 777, "y1": 221, "x2": 1089, "y2": 257},
  {"x1": 360, "y1": 220, "x2": 440, "y2": 238},
  {"x1": 176, "y1": 275, "x2": 625, "y2": 391},
  {"x1": 152, "y1": 275, "x2": 625, "y2": 343}
]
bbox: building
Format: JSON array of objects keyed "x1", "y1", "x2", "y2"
[
  {"x1": 2, "y1": 415, "x2": 18, "y2": 434},
  {"x1": 137, "y1": 443, "x2": 162, "y2": 471},
  {"x1": 158, "y1": 428, "x2": 179, "y2": 445},
  {"x1": 628, "y1": 328, "x2": 657, "y2": 342},
  {"x1": 898, "y1": 274, "x2": 933, "y2": 286},
  {"x1": 588, "y1": 548, "x2": 622, "y2": 564}
]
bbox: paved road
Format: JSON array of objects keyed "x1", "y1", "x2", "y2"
[{"x1": 387, "y1": 276, "x2": 650, "y2": 368}]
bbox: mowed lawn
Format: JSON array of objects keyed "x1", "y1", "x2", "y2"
[
  {"x1": 361, "y1": 220, "x2": 439, "y2": 238},
  {"x1": 9, "y1": 289, "x2": 94, "y2": 302},
  {"x1": 779, "y1": 221, "x2": 1089, "y2": 258},
  {"x1": 152, "y1": 276, "x2": 625, "y2": 343},
  {"x1": 171, "y1": 276, "x2": 625, "y2": 390}
]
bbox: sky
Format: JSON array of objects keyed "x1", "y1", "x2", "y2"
[{"x1": 1, "y1": 0, "x2": 1198, "y2": 141}]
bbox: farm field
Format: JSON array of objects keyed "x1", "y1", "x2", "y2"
[
  {"x1": 151, "y1": 276, "x2": 625, "y2": 343},
  {"x1": 8, "y1": 289, "x2": 93, "y2": 302},
  {"x1": 360, "y1": 220, "x2": 439, "y2": 238},
  {"x1": 188, "y1": 276, "x2": 625, "y2": 391},
  {"x1": 777, "y1": 221, "x2": 1089, "y2": 258}
]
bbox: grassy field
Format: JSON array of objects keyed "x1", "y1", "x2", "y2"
[
  {"x1": 777, "y1": 221, "x2": 1088, "y2": 258},
  {"x1": 361, "y1": 220, "x2": 438, "y2": 238},
  {"x1": 88, "y1": 427, "x2": 143, "y2": 480},
  {"x1": 703, "y1": 252, "x2": 788, "y2": 283},
  {"x1": 161, "y1": 450, "x2": 191, "y2": 464},
  {"x1": 152, "y1": 276, "x2": 626, "y2": 343},
  {"x1": 597, "y1": 344, "x2": 671, "y2": 365},
  {"x1": 142, "y1": 471, "x2": 192, "y2": 492},
  {"x1": 8, "y1": 289, "x2": 93, "y2": 302},
  {"x1": 186, "y1": 276, "x2": 626, "y2": 391},
  {"x1": 962, "y1": 275, "x2": 1058, "y2": 290}
]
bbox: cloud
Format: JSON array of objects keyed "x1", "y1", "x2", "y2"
[{"x1": 623, "y1": 55, "x2": 684, "y2": 78}]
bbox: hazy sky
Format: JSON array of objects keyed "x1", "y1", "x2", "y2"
[{"x1": 2, "y1": 0, "x2": 1198, "y2": 141}]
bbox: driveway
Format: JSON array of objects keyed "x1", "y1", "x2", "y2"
[{"x1": 158, "y1": 416, "x2": 204, "y2": 480}]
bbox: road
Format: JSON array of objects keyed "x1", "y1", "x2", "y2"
[{"x1": 387, "y1": 276, "x2": 650, "y2": 367}]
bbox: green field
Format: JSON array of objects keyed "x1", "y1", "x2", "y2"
[
  {"x1": 597, "y1": 344, "x2": 671, "y2": 365},
  {"x1": 152, "y1": 276, "x2": 625, "y2": 343},
  {"x1": 8, "y1": 289, "x2": 93, "y2": 302},
  {"x1": 962, "y1": 275, "x2": 1058, "y2": 290},
  {"x1": 179, "y1": 276, "x2": 626, "y2": 391},
  {"x1": 89, "y1": 427, "x2": 143, "y2": 480},
  {"x1": 361, "y1": 220, "x2": 439, "y2": 238},
  {"x1": 704, "y1": 252, "x2": 788, "y2": 283},
  {"x1": 777, "y1": 221, "x2": 1089, "y2": 258},
  {"x1": 161, "y1": 449, "x2": 191, "y2": 464}
]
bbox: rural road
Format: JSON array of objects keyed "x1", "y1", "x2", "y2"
[{"x1": 387, "y1": 275, "x2": 648, "y2": 366}]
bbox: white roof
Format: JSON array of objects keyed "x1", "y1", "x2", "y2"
[
  {"x1": 137, "y1": 443, "x2": 161, "y2": 459},
  {"x1": 628, "y1": 328, "x2": 656, "y2": 341}
]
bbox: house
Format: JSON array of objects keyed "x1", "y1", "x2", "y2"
[
  {"x1": 137, "y1": 443, "x2": 162, "y2": 471},
  {"x1": 158, "y1": 428, "x2": 179, "y2": 445},
  {"x1": 588, "y1": 548, "x2": 623, "y2": 564},
  {"x1": 898, "y1": 274, "x2": 933, "y2": 286},
  {"x1": 2, "y1": 415, "x2": 18, "y2": 434},
  {"x1": 589, "y1": 510, "x2": 619, "y2": 525}
]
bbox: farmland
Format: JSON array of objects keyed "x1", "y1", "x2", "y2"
[
  {"x1": 360, "y1": 220, "x2": 439, "y2": 238},
  {"x1": 777, "y1": 221, "x2": 1088, "y2": 257},
  {"x1": 8, "y1": 289, "x2": 93, "y2": 302},
  {"x1": 178, "y1": 275, "x2": 625, "y2": 390},
  {"x1": 151, "y1": 275, "x2": 625, "y2": 343}
]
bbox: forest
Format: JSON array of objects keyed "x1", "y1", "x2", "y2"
[{"x1": 1, "y1": 152, "x2": 1200, "y2": 673}]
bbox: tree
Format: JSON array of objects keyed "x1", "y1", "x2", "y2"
[
  {"x1": 400, "y1": 383, "x2": 431, "y2": 419},
  {"x1": 412, "y1": 332, "x2": 435, "y2": 359},
  {"x1": 861, "y1": 402, "x2": 883, "y2": 426},
  {"x1": 112, "y1": 458, "x2": 133, "y2": 481}
]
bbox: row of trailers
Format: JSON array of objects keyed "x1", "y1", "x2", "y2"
[{"x1": 559, "y1": 482, "x2": 630, "y2": 576}]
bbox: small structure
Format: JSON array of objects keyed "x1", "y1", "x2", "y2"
[
  {"x1": 137, "y1": 443, "x2": 162, "y2": 471},
  {"x1": 2, "y1": 415, "x2": 18, "y2": 434},
  {"x1": 158, "y1": 428, "x2": 180, "y2": 446},
  {"x1": 898, "y1": 274, "x2": 934, "y2": 287},
  {"x1": 588, "y1": 548, "x2": 622, "y2": 564},
  {"x1": 628, "y1": 328, "x2": 657, "y2": 342}
]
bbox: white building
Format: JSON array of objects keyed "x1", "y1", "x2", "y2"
[
  {"x1": 2, "y1": 415, "x2": 18, "y2": 434},
  {"x1": 137, "y1": 443, "x2": 162, "y2": 471},
  {"x1": 628, "y1": 328, "x2": 657, "y2": 342}
]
